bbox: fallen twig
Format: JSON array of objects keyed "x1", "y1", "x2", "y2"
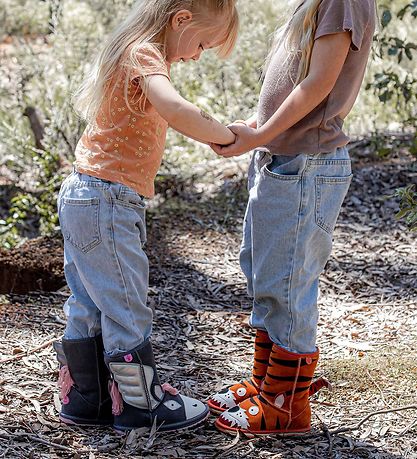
[
  {"x1": 214, "y1": 433, "x2": 260, "y2": 458},
  {"x1": 398, "y1": 417, "x2": 417, "y2": 436},
  {"x1": 329, "y1": 405, "x2": 417, "y2": 436},
  {"x1": 0, "y1": 336, "x2": 57, "y2": 365},
  {"x1": 0, "y1": 431, "x2": 89, "y2": 454},
  {"x1": 319, "y1": 420, "x2": 334, "y2": 458}
]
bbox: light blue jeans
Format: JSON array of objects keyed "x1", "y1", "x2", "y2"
[
  {"x1": 241, "y1": 147, "x2": 352, "y2": 354},
  {"x1": 57, "y1": 171, "x2": 151, "y2": 355}
]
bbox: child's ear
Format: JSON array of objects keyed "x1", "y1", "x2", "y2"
[{"x1": 171, "y1": 9, "x2": 193, "y2": 30}]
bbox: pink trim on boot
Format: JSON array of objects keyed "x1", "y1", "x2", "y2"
[
  {"x1": 58, "y1": 365, "x2": 74, "y2": 405},
  {"x1": 109, "y1": 380, "x2": 124, "y2": 416},
  {"x1": 162, "y1": 383, "x2": 179, "y2": 396}
]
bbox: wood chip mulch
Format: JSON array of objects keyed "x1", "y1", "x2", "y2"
[{"x1": 0, "y1": 152, "x2": 416, "y2": 458}]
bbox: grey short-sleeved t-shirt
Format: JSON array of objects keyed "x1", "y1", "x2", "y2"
[{"x1": 258, "y1": 0, "x2": 376, "y2": 155}]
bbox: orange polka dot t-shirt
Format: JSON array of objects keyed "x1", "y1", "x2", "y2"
[{"x1": 74, "y1": 44, "x2": 170, "y2": 198}]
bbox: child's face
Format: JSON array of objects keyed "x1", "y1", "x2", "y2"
[{"x1": 165, "y1": 9, "x2": 228, "y2": 64}]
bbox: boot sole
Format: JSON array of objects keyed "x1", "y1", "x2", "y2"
[
  {"x1": 208, "y1": 404, "x2": 226, "y2": 415},
  {"x1": 60, "y1": 414, "x2": 113, "y2": 427},
  {"x1": 215, "y1": 420, "x2": 311, "y2": 438},
  {"x1": 114, "y1": 409, "x2": 210, "y2": 434},
  {"x1": 208, "y1": 376, "x2": 329, "y2": 418}
]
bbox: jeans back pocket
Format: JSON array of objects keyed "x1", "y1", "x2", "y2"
[
  {"x1": 60, "y1": 197, "x2": 101, "y2": 253},
  {"x1": 263, "y1": 154, "x2": 307, "y2": 180},
  {"x1": 315, "y1": 174, "x2": 353, "y2": 235}
]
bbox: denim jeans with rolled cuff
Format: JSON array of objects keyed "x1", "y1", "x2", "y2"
[
  {"x1": 57, "y1": 171, "x2": 151, "y2": 355},
  {"x1": 241, "y1": 147, "x2": 352, "y2": 353}
]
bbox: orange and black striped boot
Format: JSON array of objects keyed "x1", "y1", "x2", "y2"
[
  {"x1": 207, "y1": 329, "x2": 273, "y2": 414},
  {"x1": 215, "y1": 344, "x2": 320, "y2": 436}
]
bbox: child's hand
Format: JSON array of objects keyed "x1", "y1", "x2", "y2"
[{"x1": 210, "y1": 122, "x2": 260, "y2": 158}]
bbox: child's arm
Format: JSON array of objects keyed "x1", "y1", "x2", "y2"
[
  {"x1": 212, "y1": 32, "x2": 351, "y2": 157},
  {"x1": 143, "y1": 75, "x2": 235, "y2": 146}
]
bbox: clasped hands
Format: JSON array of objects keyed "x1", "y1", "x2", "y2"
[{"x1": 209, "y1": 121, "x2": 260, "y2": 158}]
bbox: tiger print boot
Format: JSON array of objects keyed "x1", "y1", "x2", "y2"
[
  {"x1": 208, "y1": 330, "x2": 273, "y2": 414},
  {"x1": 215, "y1": 344, "x2": 319, "y2": 436}
]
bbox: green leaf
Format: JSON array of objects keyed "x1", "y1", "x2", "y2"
[
  {"x1": 396, "y1": 209, "x2": 410, "y2": 219},
  {"x1": 405, "y1": 47, "x2": 413, "y2": 60},
  {"x1": 398, "y1": 50, "x2": 403, "y2": 63},
  {"x1": 377, "y1": 147, "x2": 391, "y2": 157},
  {"x1": 379, "y1": 90, "x2": 393, "y2": 103}
]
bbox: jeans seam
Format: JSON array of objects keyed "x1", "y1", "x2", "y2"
[
  {"x1": 71, "y1": 181, "x2": 110, "y2": 189},
  {"x1": 307, "y1": 160, "x2": 351, "y2": 166},
  {"x1": 286, "y1": 176, "x2": 305, "y2": 351},
  {"x1": 109, "y1": 200, "x2": 137, "y2": 346}
]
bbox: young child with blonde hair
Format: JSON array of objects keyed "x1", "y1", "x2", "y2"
[
  {"x1": 209, "y1": 0, "x2": 376, "y2": 436},
  {"x1": 54, "y1": 0, "x2": 238, "y2": 433}
]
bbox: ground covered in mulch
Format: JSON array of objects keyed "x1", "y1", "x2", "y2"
[{"x1": 0, "y1": 151, "x2": 416, "y2": 458}]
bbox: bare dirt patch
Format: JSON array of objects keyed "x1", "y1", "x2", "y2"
[{"x1": 0, "y1": 235, "x2": 64, "y2": 294}]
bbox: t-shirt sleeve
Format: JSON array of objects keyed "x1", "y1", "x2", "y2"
[
  {"x1": 127, "y1": 44, "x2": 170, "y2": 81},
  {"x1": 314, "y1": 0, "x2": 372, "y2": 51}
]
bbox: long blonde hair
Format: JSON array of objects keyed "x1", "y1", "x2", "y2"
[
  {"x1": 73, "y1": 0, "x2": 239, "y2": 123},
  {"x1": 265, "y1": 0, "x2": 322, "y2": 87},
  {"x1": 266, "y1": 0, "x2": 378, "y2": 87}
]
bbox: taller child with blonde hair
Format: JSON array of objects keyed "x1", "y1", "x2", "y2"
[
  {"x1": 54, "y1": 0, "x2": 238, "y2": 433},
  {"x1": 209, "y1": 0, "x2": 376, "y2": 436}
]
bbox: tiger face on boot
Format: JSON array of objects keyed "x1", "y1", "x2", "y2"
[
  {"x1": 215, "y1": 344, "x2": 324, "y2": 437},
  {"x1": 210, "y1": 380, "x2": 257, "y2": 412}
]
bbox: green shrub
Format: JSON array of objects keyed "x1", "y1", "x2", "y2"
[
  {"x1": 370, "y1": 2, "x2": 417, "y2": 228},
  {"x1": 393, "y1": 184, "x2": 417, "y2": 231},
  {"x1": 0, "y1": 0, "x2": 416, "y2": 247}
]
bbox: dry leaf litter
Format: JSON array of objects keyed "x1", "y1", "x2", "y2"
[{"x1": 0, "y1": 151, "x2": 416, "y2": 458}]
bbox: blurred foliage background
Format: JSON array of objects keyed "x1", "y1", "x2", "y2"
[{"x1": 0, "y1": 0, "x2": 416, "y2": 248}]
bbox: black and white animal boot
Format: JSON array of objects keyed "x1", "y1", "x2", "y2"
[
  {"x1": 54, "y1": 335, "x2": 113, "y2": 426},
  {"x1": 105, "y1": 339, "x2": 209, "y2": 432}
]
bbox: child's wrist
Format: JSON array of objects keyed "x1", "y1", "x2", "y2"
[
  {"x1": 255, "y1": 126, "x2": 268, "y2": 145},
  {"x1": 225, "y1": 129, "x2": 236, "y2": 145}
]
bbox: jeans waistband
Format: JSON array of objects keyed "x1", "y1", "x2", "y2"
[
  {"x1": 254, "y1": 146, "x2": 350, "y2": 163},
  {"x1": 71, "y1": 167, "x2": 145, "y2": 200}
]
